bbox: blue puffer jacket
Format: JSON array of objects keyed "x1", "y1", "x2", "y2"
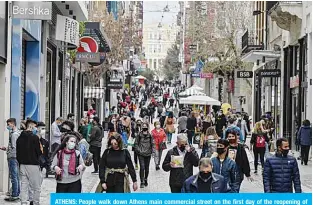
[
  {"x1": 181, "y1": 173, "x2": 227, "y2": 193},
  {"x1": 211, "y1": 157, "x2": 241, "y2": 192},
  {"x1": 297, "y1": 126, "x2": 312, "y2": 146},
  {"x1": 263, "y1": 153, "x2": 302, "y2": 193}
]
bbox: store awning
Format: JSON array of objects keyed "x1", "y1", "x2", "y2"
[
  {"x1": 179, "y1": 89, "x2": 206, "y2": 97},
  {"x1": 84, "y1": 86, "x2": 105, "y2": 99},
  {"x1": 241, "y1": 50, "x2": 281, "y2": 63}
]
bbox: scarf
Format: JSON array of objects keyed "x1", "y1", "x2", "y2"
[{"x1": 57, "y1": 149, "x2": 76, "y2": 178}]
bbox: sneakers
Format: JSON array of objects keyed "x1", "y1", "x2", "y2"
[
  {"x1": 91, "y1": 171, "x2": 99, "y2": 174},
  {"x1": 5, "y1": 192, "x2": 11, "y2": 196},
  {"x1": 140, "y1": 183, "x2": 145, "y2": 188},
  {"x1": 4, "y1": 196, "x2": 19, "y2": 201}
]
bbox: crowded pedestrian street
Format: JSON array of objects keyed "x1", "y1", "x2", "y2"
[{"x1": 0, "y1": 1, "x2": 312, "y2": 205}]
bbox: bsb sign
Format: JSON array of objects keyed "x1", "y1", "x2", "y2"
[
  {"x1": 12, "y1": 2, "x2": 52, "y2": 20},
  {"x1": 237, "y1": 71, "x2": 253, "y2": 78}
]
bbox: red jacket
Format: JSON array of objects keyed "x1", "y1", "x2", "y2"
[
  {"x1": 151, "y1": 128, "x2": 166, "y2": 150},
  {"x1": 125, "y1": 96, "x2": 131, "y2": 103}
]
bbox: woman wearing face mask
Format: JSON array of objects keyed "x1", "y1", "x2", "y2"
[
  {"x1": 164, "y1": 112, "x2": 176, "y2": 144},
  {"x1": 98, "y1": 133, "x2": 138, "y2": 193},
  {"x1": 225, "y1": 129, "x2": 252, "y2": 190},
  {"x1": 201, "y1": 127, "x2": 219, "y2": 158},
  {"x1": 211, "y1": 139, "x2": 241, "y2": 193},
  {"x1": 151, "y1": 121, "x2": 167, "y2": 170},
  {"x1": 134, "y1": 123, "x2": 155, "y2": 188},
  {"x1": 51, "y1": 135, "x2": 85, "y2": 193}
]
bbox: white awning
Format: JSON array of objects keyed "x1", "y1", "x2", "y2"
[
  {"x1": 180, "y1": 95, "x2": 221, "y2": 106},
  {"x1": 84, "y1": 87, "x2": 105, "y2": 99},
  {"x1": 241, "y1": 50, "x2": 281, "y2": 63},
  {"x1": 189, "y1": 84, "x2": 204, "y2": 91}
]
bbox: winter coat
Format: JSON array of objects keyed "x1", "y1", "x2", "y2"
[
  {"x1": 162, "y1": 146, "x2": 199, "y2": 187},
  {"x1": 151, "y1": 129, "x2": 166, "y2": 150},
  {"x1": 140, "y1": 108, "x2": 149, "y2": 118},
  {"x1": 134, "y1": 132, "x2": 155, "y2": 157},
  {"x1": 297, "y1": 126, "x2": 312, "y2": 146},
  {"x1": 263, "y1": 153, "x2": 301, "y2": 193},
  {"x1": 181, "y1": 173, "x2": 227, "y2": 193},
  {"x1": 211, "y1": 157, "x2": 241, "y2": 193}
]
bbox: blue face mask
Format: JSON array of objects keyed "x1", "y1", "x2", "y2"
[
  {"x1": 6, "y1": 126, "x2": 12, "y2": 131},
  {"x1": 32, "y1": 128, "x2": 38, "y2": 135}
]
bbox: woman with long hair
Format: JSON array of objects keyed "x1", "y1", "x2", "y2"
[
  {"x1": 164, "y1": 112, "x2": 175, "y2": 144},
  {"x1": 250, "y1": 122, "x2": 269, "y2": 173},
  {"x1": 51, "y1": 135, "x2": 85, "y2": 193},
  {"x1": 99, "y1": 133, "x2": 138, "y2": 193},
  {"x1": 201, "y1": 127, "x2": 219, "y2": 158}
]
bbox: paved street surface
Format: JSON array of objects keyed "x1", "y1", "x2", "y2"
[{"x1": 0, "y1": 110, "x2": 311, "y2": 204}]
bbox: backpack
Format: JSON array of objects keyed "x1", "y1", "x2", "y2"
[{"x1": 256, "y1": 135, "x2": 266, "y2": 148}]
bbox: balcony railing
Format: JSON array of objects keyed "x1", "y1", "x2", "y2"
[{"x1": 241, "y1": 30, "x2": 264, "y2": 55}]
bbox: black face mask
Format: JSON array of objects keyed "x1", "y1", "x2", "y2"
[
  {"x1": 60, "y1": 127, "x2": 70, "y2": 133},
  {"x1": 179, "y1": 145, "x2": 186, "y2": 152},
  {"x1": 281, "y1": 149, "x2": 289, "y2": 157},
  {"x1": 216, "y1": 148, "x2": 226, "y2": 155},
  {"x1": 199, "y1": 171, "x2": 211, "y2": 180},
  {"x1": 142, "y1": 128, "x2": 148, "y2": 132}
]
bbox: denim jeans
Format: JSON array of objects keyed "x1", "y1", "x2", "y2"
[
  {"x1": 167, "y1": 133, "x2": 173, "y2": 143},
  {"x1": 8, "y1": 158, "x2": 20, "y2": 197}
]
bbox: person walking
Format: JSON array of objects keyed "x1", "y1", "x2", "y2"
[
  {"x1": 89, "y1": 117, "x2": 102, "y2": 174},
  {"x1": 148, "y1": 102, "x2": 156, "y2": 124},
  {"x1": 236, "y1": 115, "x2": 249, "y2": 143},
  {"x1": 201, "y1": 127, "x2": 219, "y2": 158},
  {"x1": 297, "y1": 119, "x2": 312, "y2": 165},
  {"x1": 99, "y1": 133, "x2": 138, "y2": 193},
  {"x1": 223, "y1": 117, "x2": 244, "y2": 143},
  {"x1": 16, "y1": 119, "x2": 42, "y2": 205},
  {"x1": 211, "y1": 139, "x2": 241, "y2": 193},
  {"x1": 164, "y1": 112, "x2": 175, "y2": 144},
  {"x1": 263, "y1": 138, "x2": 301, "y2": 193},
  {"x1": 177, "y1": 112, "x2": 188, "y2": 134},
  {"x1": 52, "y1": 135, "x2": 85, "y2": 193},
  {"x1": 51, "y1": 117, "x2": 63, "y2": 153},
  {"x1": 78, "y1": 118, "x2": 88, "y2": 140},
  {"x1": 1, "y1": 118, "x2": 20, "y2": 201},
  {"x1": 250, "y1": 122, "x2": 269, "y2": 173},
  {"x1": 162, "y1": 134, "x2": 199, "y2": 193},
  {"x1": 215, "y1": 110, "x2": 227, "y2": 138},
  {"x1": 225, "y1": 129, "x2": 252, "y2": 190},
  {"x1": 134, "y1": 123, "x2": 155, "y2": 188},
  {"x1": 186, "y1": 112, "x2": 197, "y2": 145},
  {"x1": 151, "y1": 121, "x2": 167, "y2": 171},
  {"x1": 182, "y1": 158, "x2": 227, "y2": 193}
]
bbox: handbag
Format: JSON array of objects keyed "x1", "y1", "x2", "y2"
[{"x1": 159, "y1": 141, "x2": 167, "y2": 150}]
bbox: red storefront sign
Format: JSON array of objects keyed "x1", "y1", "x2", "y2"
[
  {"x1": 77, "y1": 36, "x2": 98, "y2": 53},
  {"x1": 201, "y1": 73, "x2": 213, "y2": 79}
]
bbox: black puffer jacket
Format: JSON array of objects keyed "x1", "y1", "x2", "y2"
[
  {"x1": 162, "y1": 146, "x2": 199, "y2": 187},
  {"x1": 134, "y1": 132, "x2": 155, "y2": 157},
  {"x1": 263, "y1": 153, "x2": 301, "y2": 193}
]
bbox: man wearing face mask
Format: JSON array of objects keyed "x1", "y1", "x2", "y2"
[
  {"x1": 16, "y1": 119, "x2": 42, "y2": 205},
  {"x1": 182, "y1": 157, "x2": 227, "y2": 193},
  {"x1": 223, "y1": 117, "x2": 244, "y2": 143},
  {"x1": 1, "y1": 118, "x2": 21, "y2": 201},
  {"x1": 162, "y1": 134, "x2": 199, "y2": 193},
  {"x1": 215, "y1": 110, "x2": 227, "y2": 138},
  {"x1": 51, "y1": 117, "x2": 64, "y2": 153},
  {"x1": 263, "y1": 138, "x2": 301, "y2": 193},
  {"x1": 211, "y1": 139, "x2": 241, "y2": 193},
  {"x1": 225, "y1": 129, "x2": 252, "y2": 190}
]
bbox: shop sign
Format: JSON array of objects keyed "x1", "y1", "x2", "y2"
[
  {"x1": 107, "y1": 78, "x2": 123, "y2": 89},
  {"x1": 259, "y1": 69, "x2": 281, "y2": 77},
  {"x1": 55, "y1": 15, "x2": 79, "y2": 46},
  {"x1": 191, "y1": 73, "x2": 200, "y2": 78},
  {"x1": 237, "y1": 71, "x2": 253, "y2": 78},
  {"x1": 290, "y1": 75, "x2": 299, "y2": 88},
  {"x1": 75, "y1": 52, "x2": 100, "y2": 63},
  {"x1": 12, "y1": 2, "x2": 52, "y2": 20},
  {"x1": 201, "y1": 72, "x2": 213, "y2": 79},
  {"x1": 77, "y1": 37, "x2": 99, "y2": 53}
]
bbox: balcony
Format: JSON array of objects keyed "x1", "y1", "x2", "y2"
[
  {"x1": 269, "y1": 1, "x2": 302, "y2": 31},
  {"x1": 241, "y1": 30, "x2": 264, "y2": 55}
]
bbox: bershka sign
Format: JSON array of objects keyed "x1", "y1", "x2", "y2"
[
  {"x1": 12, "y1": 2, "x2": 52, "y2": 20},
  {"x1": 259, "y1": 69, "x2": 281, "y2": 77},
  {"x1": 55, "y1": 15, "x2": 79, "y2": 46}
]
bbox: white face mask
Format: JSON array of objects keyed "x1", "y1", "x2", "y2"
[
  {"x1": 156, "y1": 125, "x2": 161, "y2": 129},
  {"x1": 67, "y1": 141, "x2": 76, "y2": 150}
]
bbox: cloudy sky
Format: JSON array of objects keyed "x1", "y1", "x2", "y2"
[{"x1": 143, "y1": 1, "x2": 179, "y2": 26}]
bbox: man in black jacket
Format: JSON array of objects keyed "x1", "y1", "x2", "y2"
[
  {"x1": 89, "y1": 117, "x2": 103, "y2": 174},
  {"x1": 162, "y1": 134, "x2": 199, "y2": 193},
  {"x1": 16, "y1": 119, "x2": 42, "y2": 205}
]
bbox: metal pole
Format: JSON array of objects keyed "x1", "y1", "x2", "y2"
[{"x1": 62, "y1": 42, "x2": 67, "y2": 118}]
